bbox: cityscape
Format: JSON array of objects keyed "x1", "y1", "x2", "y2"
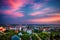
[
  {"x1": 0, "y1": 24, "x2": 60, "y2": 40},
  {"x1": 0, "y1": 0, "x2": 60, "y2": 40}
]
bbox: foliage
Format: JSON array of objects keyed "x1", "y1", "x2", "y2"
[
  {"x1": 33, "y1": 29, "x2": 42, "y2": 33},
  {"x1": 20, "y1": 31, "x2": 27, "y2": 34},
  {"x1": 32, "y1": 34, "x2": 39, "y2": 40},
  {"x1": 0, "y1": 29, "x2": 60, "y2": 40},
  {"x1": 0, "y1": 30, "x2": 17, "y2": 40},
  {"x1": 50, "y1": 31, "x2": 60, "y2": 40},
  {"x1": 38, "y1": 32, "x2": 49, "y2": 40},
  {"x1": 21, "y1": 34, "x2": 30, "y2": 40}
]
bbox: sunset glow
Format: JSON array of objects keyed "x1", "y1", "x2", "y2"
[{"x1": 0, "y1": 0, "x2": 60, "y2": 24}]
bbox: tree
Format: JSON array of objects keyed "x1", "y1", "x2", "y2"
[
  {"x1": 21, "y1": 34, "x2": 30, "y2": 40},
  {"x1": 0, "y1": 30, "x2": 17, "y2": 40},
  {"x1": 38, "y1": 32, "x2": 49, "y2": 40}
]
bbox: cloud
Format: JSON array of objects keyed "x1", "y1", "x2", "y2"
[
  {"x1": 31, "y1": 0, "x2": 50, "y2": 10},
  {"x1": 8, "y1": 0, "x2": 29, "y2": 11},
  {"x1": 26, "y1": 16, "x2": 60, "y2": 24},
  {"x1": 29, "y1": 11, "x2": 45, "y2": 16},
  {"x1": 1, "y1": 0, "x2": 30, "y2": 12},
  {"x1": 31, "y1": 3, "x2": 44, "y2": 10},
  {"x1": 46, "y1": 13, "x2": 60, "y2": 16},
  {"x1": 1, "y1": 0, "x2": 29, "y2": 18},
  {"x1": 3, "y1": 10, "x2": 24, "y2": 18},
  {"x1": 29, "y1": 7, "x2": 53, "y2": 16},
  {"x1": 12, "y1": 12, "x2": 24, "y2": 17},
  {"x1": 42, "y1": 8, "x2": 53, "y2": 12},
  {"x1": 3, "y1": 10, "x2": 13, "y2": 15}
]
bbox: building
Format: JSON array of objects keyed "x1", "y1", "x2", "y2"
[{"x1": 0, "y1": 26, "x2": 6, "y2": 33}]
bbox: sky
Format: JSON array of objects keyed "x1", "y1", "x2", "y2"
[{"x1": 0, "y1": 0, "x2": 60, "y2": 24}]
